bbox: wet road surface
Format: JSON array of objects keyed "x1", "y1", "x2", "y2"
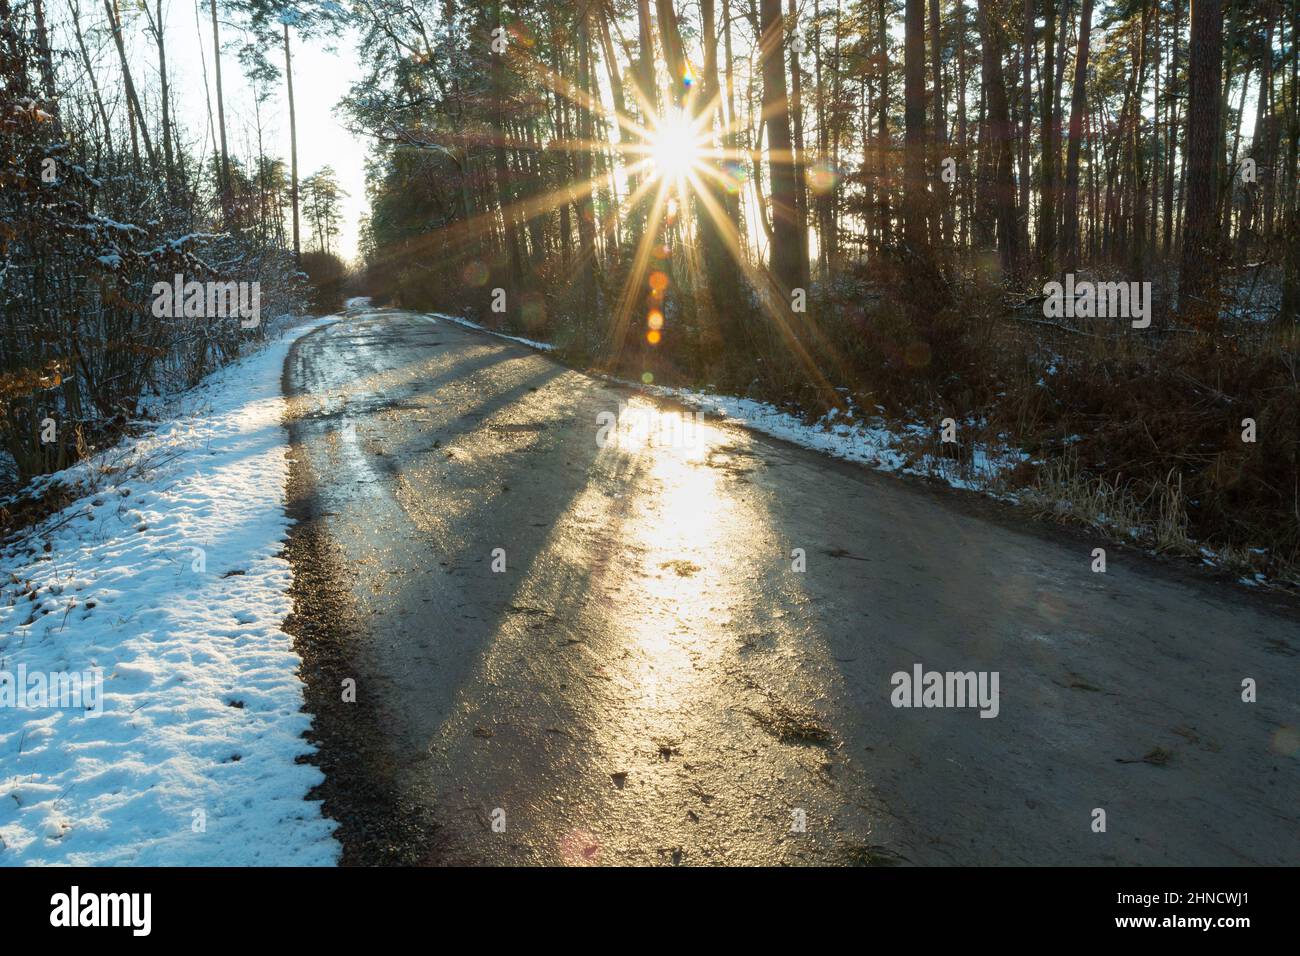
[{"x1": 284, "y1": 307, "x2": 1300, "y2": 866}]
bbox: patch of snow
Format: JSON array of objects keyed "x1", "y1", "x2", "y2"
[
  {"x1": 0, "y1": 317, "x2": 340, "y2": 865},
  {"x1": 645, "y1": 386, "x2": 1027, "y2": 494},
  {"x1": 423, "y1": 312, "x2": 557, "y2": 352},
  {"x1": 86, "y1": 216, "x2": 145, "y2": 235}
]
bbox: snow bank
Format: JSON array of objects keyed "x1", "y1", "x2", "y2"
[{"x1": 0, "y1": 317, "x2": 340, "y2": 865}]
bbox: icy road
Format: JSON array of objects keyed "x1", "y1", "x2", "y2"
[{"x1": 283, "y1": 307, "x2": 1300, "y2": 866}]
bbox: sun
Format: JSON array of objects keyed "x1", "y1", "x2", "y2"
[{"x1": 648, "y1": 109, "x2": 705, "y2": 183}]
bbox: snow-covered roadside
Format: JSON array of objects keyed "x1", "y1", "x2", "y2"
[
  {"x1": 647, "y1": 387, "x2": 1028, "y2": 493},
  {"x1": 0, "y1": 316, "x2": 339, "y2": 865},
  {"x1": 649, "y1": 386, "x2": 1288, "y2": 589}
]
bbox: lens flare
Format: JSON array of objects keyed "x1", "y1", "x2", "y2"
[
  {"x1": 807, "y1": 161, "x2": 840, "y2": 194},
  {"x1": 721, "y1": 160, "x2": 749, "y2": 194}
]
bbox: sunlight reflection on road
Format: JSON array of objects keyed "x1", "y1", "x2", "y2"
[
  {"x1": 531, "y1": 396, "x2": 798, "y2": 862},
  {"x1": 589, "y1": 398, "x2": 737, "y2": 713},
  {"x1": 303, "y1": 314, "x2": 859, "y2": 863},
  {"x1": 404, "y1": 387, "x2": 776, "y2": 862}
]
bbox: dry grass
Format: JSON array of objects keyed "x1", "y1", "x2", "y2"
[{"x1": 1026, "y1": 454, "x2": 1193, "y2": 555}]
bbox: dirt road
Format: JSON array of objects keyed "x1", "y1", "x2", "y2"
[{"x1": 282, "y1": 307, "x2": 1299, "y2": 866}]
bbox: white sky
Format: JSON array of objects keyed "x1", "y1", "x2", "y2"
[{"x1": 87, "y1": 5, "x2": 369, "y2": 262}]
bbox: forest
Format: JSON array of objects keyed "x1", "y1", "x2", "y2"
[{"x1": 3, "y1": 0, "x2": 1299, "y2": 581}]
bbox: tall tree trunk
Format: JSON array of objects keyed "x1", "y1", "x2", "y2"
[
  {"x1": 1286, "y1": 1, "x2": 1299, "y2": 242},
  {"x1": 1223, "y1": 74, "x2": 1247, "y2": 244},
  {"x1": 148, "y1": 0, "x2": 176, "y2": 192},
  {"x1": 492, "y1": 5, "x2": 524, "y2": 294},
  {"x1": 1110, "y1": 44, "x2": 1134, "y2": 258},
  {"x1": 1282, "y1": 0, "x2": 1300, "y2": 320},
  {"x1": 828, "y1": 1, "x2": 843, "y2": 262},
  {"x1": 210, "y1": 0, "x2": 231, "y2": 215},
  {"x1": 1039, "y1": 0, "x2": 1058, "y2": 270},
  {"x1": 575, "y1": 14, "x2": 597, "y2": 275},
  {"x1": 1242, "y1": 2, "x2": 1277, "y2": 255},
  {"x1": 1128, "y1": 0, "x2": 1152, "y2": 279},
  {"x1": 787, "y1": 0, "x2": 810, "y2": 283},
  {"x1": 598, "y1": 14, "x2": 628, "y2": 257},
  {"x1": 974, "y1": 75, "x2": 993, "y2": 248},
  {"x1": 1017, "y1": 0, "x2": 1033, "y2": 258},
  {"x1": 1062, "y1": 0, "x2": 1094, "y2": 270},
  {"x1": 1214, "y1": 3, "x2": 1244, "y2": 239},
  {"x1": 1260, "y1": 12, "x2": 1281, "y2": 241},
  {"x1": 104, "y1": 0, "x2": 158, "y2": 174},
  {"x1": 903, "y1": 0, "x2": 929, "y2": 251},
  {"x1": 632, "y1": 0, "x2": 658, "y2": 245},
  {"x1": 1087, "y1": 102, "x2": 1099, "y2": 258},
  {"x1": 1162, "y1": 0, "x2": 1180, "y2": 255},
  {"x1": 759, "y1": 0, "x2": 803, "y2": 292},
  {"x1": 813, "y1": 0, "x2": 831, "y2": 270},
  {"x1": 1149, "y1": 0, "x2": 1160, "y2": 250},
  {"x1": 931, "y1": 0, "x2": 952, "y2": 250},
  {"x1": 655, "y1": 0, "x2": 688, "y2": 97},
  {"x1": 699, "y1": 0, "x2": 742, "y2": 349},
  {"x1": 285, "y1": 25, "x2": 300, "y2": 262},
  {"x1": 977, "y1": 0, "x2": 1018, "y2": 277},
  {"x1": 876, "y1": 0, "x2": 891, "y2": 249},
  {"x1": 1050, "y1": 0, "x2": 1071, "y2": 246},
  {"x1": 722, "y1": 0, "x2": 743, "y2": 231},
  {"x1": 1180, "y1": 0, "x2": 1225, "y2": 318},
  {"x1": 31, "y1": 0, "x2": 56, "y2": 99},
  {"x1": 957, "y1": 0, "x2": 969, "y2": 250}
]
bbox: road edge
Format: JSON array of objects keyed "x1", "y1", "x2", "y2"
[{"x1": 280, "y1": 319, "x2": 443, "y2": 865}]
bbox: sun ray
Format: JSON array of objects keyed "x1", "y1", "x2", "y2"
[
  {"x1": 684, "y1": 167, "x2": 844, "y2": 403},
  {"x1": 607, "y1": 178, "x2": 673, "y2": 359},
  {"x1": 365, "y1": 19, "x2": 851, "y2": 395}
]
